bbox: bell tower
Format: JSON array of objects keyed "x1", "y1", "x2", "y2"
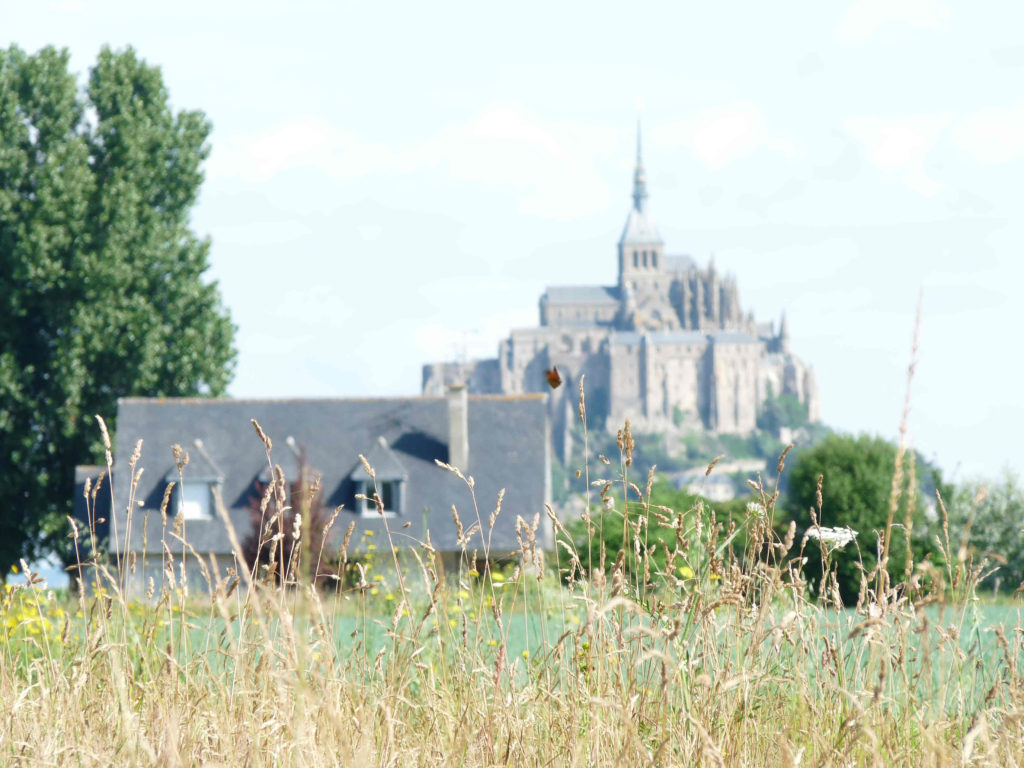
[{"x1": 618, "y1": 122, "x2": 664, "y2": 288}]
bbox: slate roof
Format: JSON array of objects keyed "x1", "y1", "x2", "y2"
[
  {"x1": 619, "y1": 206, "x2": 663, "y2": 246},
  {"x1": 664, "y1": 254, "x2": 696, "y2": 272},
  {"x1": 544, "y1": 285, "x2": 621, "y2": 304},
  {"x1": 349, "y1": 437, "x2": 409, "y2": 482},
  {"x1": 164, "y1": 445, "x2": 223, "y2": 483},
  {"x1": 608, "y1": 330, "x2": 759, "y2": 347},
  {"x1": 108, "y1": 395, "x2": 551, "y2": 557},
  {"x1": 710, "y1": 331, "x2": 759, "y2": 345},
  {"x1": 650, "y1": 331, "x2": 710, "y2": 345},
  {"x1": 610, "y1": 331, "x2": 710, "y2": 346}
]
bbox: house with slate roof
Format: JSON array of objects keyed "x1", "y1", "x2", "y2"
[
  {"x1": 422, "y1": 124, "x2": 820, "y2": 456},
  {"x1": 83, "y1": 388, "x2": 550, "y2": 594}
]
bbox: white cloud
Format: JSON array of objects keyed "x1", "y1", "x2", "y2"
[
  {"x1": 207, "y1": 104, "x2": 615, "y2": 221},
  {"x1": 838, "y1": 0, "x2": 951, "y2": 42},
  {"x1": 207, "y1": 116, "x2": 413, "y2": 183},
  {"x1": 46, "y1": 0, "x2": 84, "y2": 11},
  {"x1": 845, "y1": 113, "x2": 951, "y2": 195},
  {"x1": 950, "y1": 106, "x2": 1024, "y2": 165},
  {"x1": 426, "y1": 104, "x2": 615, "y2": 220},
  {"x1": 652, "y1": 103, "x2": 797, "y2": 170},
  {"x1": 209, "y1": 219, "x2": 309, "y2": 247}
]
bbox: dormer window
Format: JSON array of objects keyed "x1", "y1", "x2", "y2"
[
  {"x1": 165, "y1": 442, "x2": 223, "y2": 520},
  {"x1": 178, "y1": 481, "x2": 213, "y2": 519},
  {"x1": 348, "y1": 436, "x2": 408, "y2": 518},
  {"x1": 357, "y1": 479, "x2": 402, "y2": 516}
]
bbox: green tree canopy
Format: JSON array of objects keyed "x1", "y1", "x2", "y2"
[
  {"x1": 787, "y1": 433, "x2": 945, "y2": 604},
  {"x1": 948, "y1": 472, "x2": 1024, "y2": 594},
  {"x1": 756, "y1": 385, "x2": 809, "y2": 434},
  {"x1": 0, "y1": 45, "x2": 236, "y2": 576}
]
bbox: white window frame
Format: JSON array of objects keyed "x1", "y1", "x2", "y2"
[
  {"x1": 359, "y1": 479, "x2": 402, "y2": 517},
  {"x1": 178, "y1": 481, "x2": 213, "y2": 519}
]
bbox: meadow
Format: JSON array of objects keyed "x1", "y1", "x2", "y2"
[{"x1": 2, "y1": 405, "x2": 1023, "y2": 767}]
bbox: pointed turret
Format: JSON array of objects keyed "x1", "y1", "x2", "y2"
[
  {"x1": 632, "y1": 119, "x2": 648, "y2": 213},
  {"x1": 619, "y1": 121, "x2": 663, "y2": 286},
  {"x1": 778, "y1": 311, "x2": 791, "y2": 353}
]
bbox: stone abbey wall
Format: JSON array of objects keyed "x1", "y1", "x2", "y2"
[{"x1": 422, "y1": 130, "x2": 819, "y2": 449}]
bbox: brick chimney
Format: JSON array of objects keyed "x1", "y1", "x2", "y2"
[{"x1": 446, "y1": 384, "x2": 469, "y2": 471}]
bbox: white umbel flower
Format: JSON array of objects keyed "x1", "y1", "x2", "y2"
[{"x1": 805, "y1": 526, "x2": 858, "y2": 549}]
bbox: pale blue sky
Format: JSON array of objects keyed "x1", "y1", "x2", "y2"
[{"x1": 6, "y1": 0, "x2": 1024, "y2": 481}]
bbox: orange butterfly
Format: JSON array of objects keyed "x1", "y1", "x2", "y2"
[{"x1": 545, "y1": 366, "x2": 562, "y2": 389}]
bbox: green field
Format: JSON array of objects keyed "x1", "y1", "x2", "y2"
[{"x1": 4, "y1": 475, "x2": 1024, "y2": 766}]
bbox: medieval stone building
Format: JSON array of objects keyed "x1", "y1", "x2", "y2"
[{"x1": 423, "y1": 129, "x2": 819, "y2": 456}]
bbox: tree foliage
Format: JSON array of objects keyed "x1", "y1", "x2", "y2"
[
  {"x1": 0, "y1": 45, "x2": 235, "y2": 575},
  {"x1": 948, "y1": 472, "x2": 1024, "y2": 593},
  {"x1": 787, "y1": 433, "x2": 945, "y2": 604},
  {"x1": 757, "y1": 385, "x2": 809, "y2": 434}
]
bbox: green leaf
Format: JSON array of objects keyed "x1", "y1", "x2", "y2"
[{"x1": 0, "y1": 45, "x2": 236, "y2": 577}]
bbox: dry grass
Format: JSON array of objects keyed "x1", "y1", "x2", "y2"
[{"x1": 2, "y1": 388, "x2": 1023, "y2": 767}]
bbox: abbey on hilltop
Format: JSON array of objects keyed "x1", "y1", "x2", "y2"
[{"x1": 422, "y1": 126, "x2": 819, "y2": 455}]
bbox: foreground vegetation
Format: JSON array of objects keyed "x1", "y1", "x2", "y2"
[{"x1": 2, "y1": 405, "x2": 1023, "y2": 767}]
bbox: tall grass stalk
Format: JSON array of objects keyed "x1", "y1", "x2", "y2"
[{"x1": 1, "y1": 385, "x2": 1022, "y2": 766}]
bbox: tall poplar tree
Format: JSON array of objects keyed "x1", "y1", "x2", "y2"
[{"x1": 0, "y1": 45, "x2": 236, "y2": 576}]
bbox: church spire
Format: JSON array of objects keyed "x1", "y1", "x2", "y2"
[
  {"x1": 632, "y1": 120, "x2": 648, "y2": 212},
  {"x1": 618, "y1": 118, "x2": 662, "y2": 255},
  {"x1": 778, "y1": 310, "x2": 791, "y2": 353}
]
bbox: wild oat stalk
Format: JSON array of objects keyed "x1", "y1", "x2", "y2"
[{"x1": 2, "y1": 375, "x2": 1021, "y2": 766}]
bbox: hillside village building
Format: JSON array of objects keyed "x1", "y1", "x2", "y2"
[{"x1": 423, "y1": 130, "x2": 819, "y2": 455}]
